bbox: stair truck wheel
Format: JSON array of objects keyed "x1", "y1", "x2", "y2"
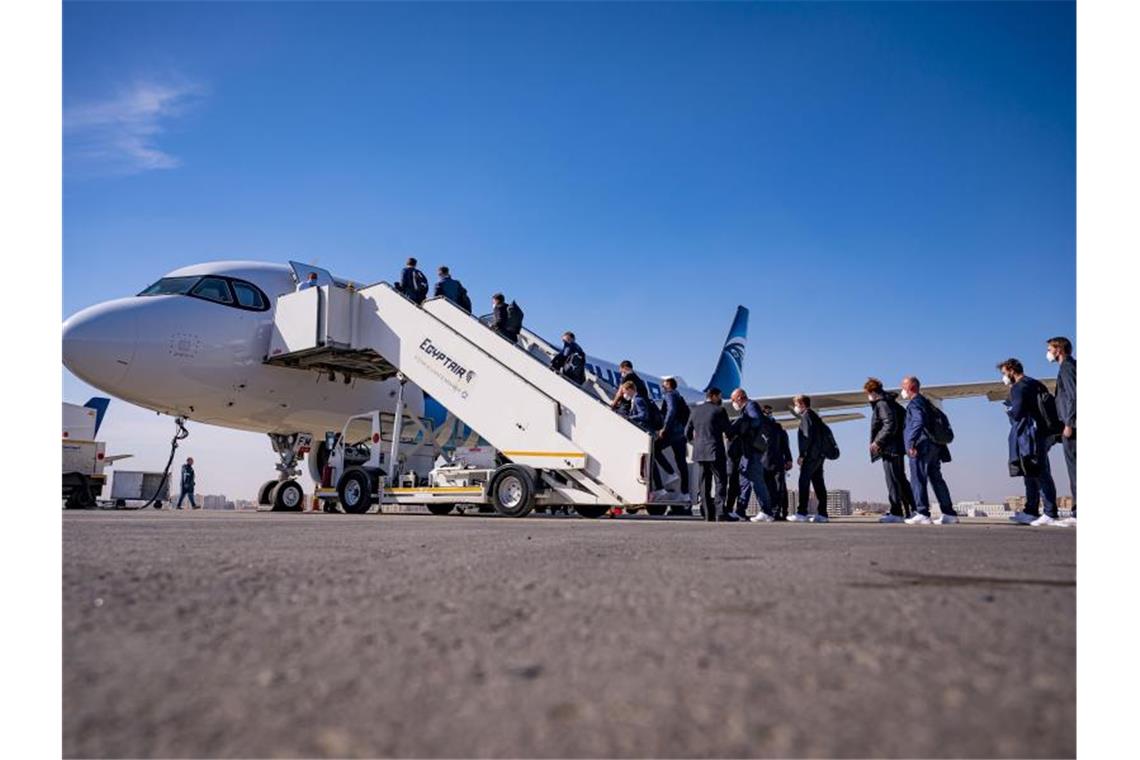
[
  {"x1": 270, "y1": 479, "x2": 305, "y2": 512},
  {"x1": 490, "y1": 465, "x2": 535, "y2": 518},
  {"x1": 574, "y1": 504, "x2": 609, "y2": 519},
  {"x1": 427, "y1": 504, "x2": 455, "y2": 516},
  {"x1": 64, "y1": 473, "x2": 94, "y2": 509},
  {"x1": 645, "y1": 505, "x2": 668, "y2": 516},
  {"x1": 337, "y1": 467, "x2": 374, "y2": 515},
  {"x1": 257, "y1": 480, "x2": 276, "y2": 506}
]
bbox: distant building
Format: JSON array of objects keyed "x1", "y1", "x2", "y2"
[
  {"x1": 200, "y1": 494, "x2": 235, "y2": 510},
  {"x1": 853, "y1": 501, "x2": 890, "y2": 515},
  {"x1": 788, "y1": 489, "x2": 852, "y2": 516},
  {"x1": 1006, "y1": 495, "x2": 1027, "y2": 512},
  {"x1": 952, "y1": 500, "x2": 1009, "y2": 517}
]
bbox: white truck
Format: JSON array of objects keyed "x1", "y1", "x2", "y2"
[{"x1": 62, "y1": 398, "x2": 130, "y2": 509}]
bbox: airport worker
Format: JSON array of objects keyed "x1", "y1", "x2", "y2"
[
  {"x1": 730, "y1": 389, "x2": 773, "y2": 522},
  {"x1": 901, "y1": 376, "x2": 959, "y2": 525},
  {"x1": 1047, "y1": 337, "x2": 1076, "y2": 525},
  {"x1": 610, "y1": 360, "x2": 649, "y2": 415},
  {"x1": 758, "y1": 405, "x2": 793, "y2": 521},
  {"x1": 685, "y1": 387, "x2": 732, "y2": 522},
  {"x1": 490, "y1": 293, "x2": 511, "y2": 339},
  {"x1": 298, "y1": 272, "x2": 319, "y2": 291},
  {"x1": 550, "y1": 331, "x2": 587, "y2": 385},
  {"x1": 176, "y1": 457, "x2": 197, "y2": 509},
  {"x1": 398, "y1": 257, "x2": 429, "y2": 304},
  {"x1": 659, "y1": 377, "x2": 692, "y2": 512},
  {"x1": 998, "y1": 359, "x2": 1064, "y2": 526},
  {"x1": 792, "y1": 395, "x2": 831, "y2": 523},
  {"x1": 433, "y1": 266, "x2": 472, "y2": 313},
  {"x1": 865, "y1": 377, "x2": 915, "y2": 523}
]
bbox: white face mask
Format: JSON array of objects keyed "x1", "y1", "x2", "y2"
[
  {"x1": 731, "y1": 401, "x2": 744, "y2": 412},
  {"x1": 1046, "y1": 350, "x2": 1057, "y2": 363},
  {"x1": 1001, "y1": 374, "x2": 1012, "y2": 386},
  {"x1": 793, "y1": 405, "x2": 805, "y2": 416},
  {"x1": 900, "y1": 389, "x2": 912, "y2": 401}
]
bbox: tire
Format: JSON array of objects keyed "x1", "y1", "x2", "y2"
[
  {"x1": 257, "y1": 480, "x2": 277, "y2": 506},
  {"x1": 271, "y1": 479, "x2": 305, "y2": 512},
  {"x1": 337, "y1": 468, "x2": 373, "y2": 515},
  {"x1": 574, "y1": 504, "x2": 609, "y2": 519},
  {"x1": 645, "y1": 505, "x2": 667, "y2": 516},
  {"x1": 64, "y1": 473, "x2": 95, "y2": 509},
  {"x1": 427, "y1": 504, "x2": 455, "y2": 516},
  {"x1": 490, "y1": 466, "x2": 535, "y2": 518}
]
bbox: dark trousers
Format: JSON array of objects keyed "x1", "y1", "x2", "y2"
[
  {"x1": 1061, "y1": 434, "x2": 1076, "y2": 516},
  {"x1": 881, "y1": 455, "x2": 914, "y2": 517},
  {"x1": 764, "y1": 468, "x2": 789, "y2": 518},
  {"x1": 738, "y1": 455, "x2": 772, "y2": 516},
  {"x1": 725, "y1": 456, "x2": 742, "y2": 512},
  {"x1": 697, "y1": 458, "x2": 727, "y2": 521},
  {"x1": 798, "y1": 458, "x2": 828, "y2": 517},
  {"x1": 909, "y1": 443, "x2": 955, "y2": 516},
  {"x1": 1024, "y1": 437, "x2": 1058, "y2": 519},
  {"x1": 177, "y1": 489, "x2": 196, "y2": 508},
  {"x1": 647, "y1": 440, "x2": 666, "y2": 490},
  {"x1": 664, "y1": 438, "x2": 689, "y2": 495}
]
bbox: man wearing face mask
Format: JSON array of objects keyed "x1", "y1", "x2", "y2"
[
  {"x1": 901, "y1": 376, "x2": 959, "y2": 525},
  {"x1": 729, "y1": 389, "x2": 773, "y2": 522},
  {"x1": 610, "y1": 360, "x2": 649, "y2": 416},
  {"x1": 792, "y1": 395, "x2": 830, "y2": 523},
  {"x1": 999, "y1": 359, "x2": 1063, "y2": 527},
  {"x1": 685, "y1": 387, "x2": 732, "y2": 522},
  {"x1": 865, "y1": 377, "x2": 915, "y2": 523},
  {"x1": 659, "y1": 377, "x2": 692, "y2": 512},
  {"x1": 1047, "y1": 337, "x2": 1076, "y2": 526},
  {"x1": 759, "y1": 405, "x2": 793, "y2": 521},
  {"x1": 620, "y1": 380, "x2": 666, "y2": 493},
  {"x1": 550, "y1": 331, "x2": 587, "y2": 385}
]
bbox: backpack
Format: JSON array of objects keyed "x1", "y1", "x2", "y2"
[
  {"x1": 675, "y1": 396, "x2": 691, "y2": 427},
  {"x1": 1036, "y1": 385, "x2": 1063, "y2": 437},
  {"x1": 822, "y1": 421, "x2": 840, "y2": 460},
  {"x1": 644, "y1": 397, "x2": 664, "y2": 431},
  {"x1": 412, "y1": 269, "x2": 428, "y2": 301},
  {"x1": 505, "y1": 301, "x2": 524, "y2": 334},
  {"x1": 456, "y1": 282, "x2": 472, "y2": 312},
  {"x1": 563, "y1": 348, "x2": 586, "y2": 383},
  {"x1": 925, "y1": 404, "x2": 955, "y2": 446}
]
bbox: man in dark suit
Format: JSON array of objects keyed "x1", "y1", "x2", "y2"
[
  {"x1": 609, "y1": 360, "x2": 649, "y2": 416},
  {"x1": 433, "y1": 266, "x2": 471, "y2": 312},
  {"x1": 792, "y1": 395, "x2": 829, "y2": 523},
  {"x1": 730, "y1": 389, "x2": 772, "y2": 521},
  {"x1": 902, "y1": 376, "x2": 958, "y2": 525},
  {"x1": 999, "y1": 359, "x2": 1061, "y2": 526},
  {"x1": 759, "y1": 405, "x2": 792, "y2": 521},
  {"x1": 658, "y1": 377, "x2": 691, "y2": 513},
  {"x1": 489, "y1": 293, "x2": 511, "y2": 339},
  {"x1": 865, "y1": 377, "x2": 914, "y2": 523},
  {"x1": 685, "y1": 387, "x2": 732, "y2": 522},
  {"x1": 1048, "y1": 336, "x2": 1076, "y2": 526},
  {"x1": 398, "y1": 257, "x2": 428, "y2": 304}
]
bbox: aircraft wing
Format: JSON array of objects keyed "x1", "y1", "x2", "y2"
[
  {"x1": 775, "y1": 412, "x2": 864, "y2": 430},
  {"x1": 752, "y1": 379, "x2": 1055, "y2": 416}
]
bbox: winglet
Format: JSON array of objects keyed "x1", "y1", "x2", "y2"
[{"x1": 704, "y1": 306, "x2": 749, "y2": 393}]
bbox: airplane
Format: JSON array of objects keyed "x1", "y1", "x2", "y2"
[{"x1": 62, "y1": 259, "x2": 1011, "y2": 508}]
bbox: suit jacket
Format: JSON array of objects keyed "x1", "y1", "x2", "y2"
[
  {"x1": 627, "y1": 395, "x2": 653, "y2": 431},
  {"x1": 759, "y1": 415, "x2": 790, "y2": 471},
  {"x1": 685, "y1": 401, "x2": 730, "y2": 462},
  {"x1": 660, "y1": 389, "x2": 689, "y2": 443},
  {"x1": 869, "y1": 392, "x2": 906, "y2": 461},
  {"x1": 797, "y1": 408, "x2": 827, "y2": 462},
  {"x1": 490, "y1": 302, "x2": 509, "y2": 335},
  {"x1": 1056, "y1": 356, "x2": 1076, "y2": 429},
  {"x1": 728, "y1": 400, "x2": 764, "y2": 460},
  {"x1": 1008, "y1": 376, "x2": 1049, "y2": 425}
]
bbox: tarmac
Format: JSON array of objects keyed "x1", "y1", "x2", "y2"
[{"x1": 63, "y1": 510, "x2": 1076, "y2": 758}]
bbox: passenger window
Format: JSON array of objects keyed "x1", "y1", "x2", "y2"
[
  {"x1": 232, "y1": 281, "x2": 267, "y2": 310},
  {"x1": 190, "y1": 277, "x2": 234, "y2": 304}
]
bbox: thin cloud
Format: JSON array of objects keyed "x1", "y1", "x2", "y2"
[{"x1": 65, "y1": 80, "x2": 206, "y2": 177}]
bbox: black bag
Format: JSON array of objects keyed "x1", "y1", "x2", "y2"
[
  {"x1": 675, "y1": 396, "x2": 691, "y2": 427},
  {"x1": 505, "y1": 301, "x2": 524, "y2": 334},
  {"x1": 412, "y1": 269, "x2": 429, "y2": 301},
  {"x1": 822, "y1": 421, "x2": 840, "y2": 460},
  {"x1": 456, "y1": 283, "x2": 472, "y2": 312},
  {"x1": 925, "y1": 405, "x2": 955, "y2": 445},
  {"x1": 563, "y1": 350, "x2": 585, "y2": 383},
  {"x1": 1036, "y1": 386, "x2": 1063, "y2": 437}
]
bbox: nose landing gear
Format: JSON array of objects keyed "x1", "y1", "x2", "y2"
[{"x1": 257, "y1": 432, "x2": 312, "y2": 512}]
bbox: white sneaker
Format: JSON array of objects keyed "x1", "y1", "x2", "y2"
[
  {"x1": 810, "y1": 514, "x2": 830, "y2": 523},
  {"x1": 786, "y1": 513, "x2": 809, "y2": 523},
  {"x1": 1009, "y1": 511, "x2": 1037, "y2": 525},
  {"x1": 935, "y1": 514, "x2": 960, "y2": 525},
  {"x1": 1030, "y1": 514, "x2": 1058, "y2": 526},
  {"x1": 879, "y1": 514, "x2": 905, "y2": 524},
  {"x1": 905, "y1": 513, "x2": 933, "y2": 525},
  {"x1": 1052, "y1": 516, "x2": 1077, "y2": 527},
  {"x1": 750, "y1": 512, "x2": 775, "y2": 523}
]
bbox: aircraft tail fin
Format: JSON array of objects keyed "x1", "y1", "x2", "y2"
[
  {"x1": 704, "y1": 306, "x2": 748, "y2": 393},
  {"x1": 84, "y1": 397, "x2": 110, "y2": 437}
]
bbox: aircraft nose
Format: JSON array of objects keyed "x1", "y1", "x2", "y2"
[{"x1": 62, "y1": 300, "x2": 139, "y2": 390}]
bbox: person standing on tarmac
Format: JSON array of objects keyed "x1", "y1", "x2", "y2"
[
  {"x1": 610, "y1": 360, "x2": 649, "y2": 416},
  {"x1": 730, "y1": 388, "x2": 773, "y2": 522},
  {"x1": 901, "y1": 376, "x2": 959, "y2": 525},
  {"x1": 1047, "y1": 337, "x2": 1077, "y2": 526},
  {"x1": 758, "y1": 405, "x2": 793, "y2": 521},
  {"x1": 999, "y1": 359, "x2": 1064, "y2": 527},
  {"x1": 686, "y1": 387, "x2": 732, "y2": 522},
  {"x1": 176, "y1": 457, "x2": 198, "y2": 510},
  {"x1": 659, "y1": 377, "x2": 692, "y2": 514},
  {"x1": 793, "y1": 395, "x2": 831, "y2": 523},
  {"x1": 433, "y1": 266, "x2": 472, "y2": 312},
  {"x1": 550, "y1": 331, "x2": 587, "y2": 385},
  {"x1": 865, "y1": 377, "x2": 915, "y2": 523},
  {"x1": 398, "y1": 257, "x2": 429, "y2": 304}
]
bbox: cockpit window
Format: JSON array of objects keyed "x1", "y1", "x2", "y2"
[
  {"x1": 232, "y1": 280, "x2": 268, "y2": 310},
  {"x1": 139, "y1": 277, "x2": 199, "y2": 296},
  {"x1": 190, "y1": 277, "x2": 234, "y2": 304}
]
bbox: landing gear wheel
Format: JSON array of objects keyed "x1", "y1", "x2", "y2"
[
  {"x1": 574, "y1": 504, "x2": 609, "y2": 519},
  {"x1": 646, "y1": 505, "x2": 668, "y2": 516},
  {"x1": 337, "y1": 468, "x2": 373, "y2": 515},
  {"x1": 257, "y1": 480, "x2": 276, "y2": 506},
  {"x1": 427, "y1": 504, "x2": 455, "y2": 516},
  {"x1": 271, "y1": 479, "x2": 304, "y2": 512},
  {"x1": 491, "y1": 466, "x2": 535, "y2": 518}
]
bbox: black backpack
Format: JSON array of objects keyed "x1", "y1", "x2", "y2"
[
  {"x1": 822, "y1": 421, "x2": 840, "y2": 460},
  {"x1": 644, "y1": 397, "x2": 664, "y2": 430},
  {"x1": 505, "y1": 301, "x2": 524, "y2": 334},
  {"x1": 1036, "y1": 385, "x2": 1064, "y2": 437},
  {"x1": 675, "y1": 396, "x2": 691, "y2": 427},
  {"x1": 412, "y1": 269, "x2": 428, "y2": 301},
  {"x1": 925, "y1": 404, "x2": 955, "y2": 445},
  {"x1": 563, "y1": 349, "x2": 586, "y2": 383}
]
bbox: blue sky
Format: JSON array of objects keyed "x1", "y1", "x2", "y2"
[{"x1": 63, "y1": 1, "x2": 1075, "y2": 503}]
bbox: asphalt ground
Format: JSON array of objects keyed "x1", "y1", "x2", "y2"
[{"x1": 63, "y1": 511, "x2": 1075, "y2": 758}]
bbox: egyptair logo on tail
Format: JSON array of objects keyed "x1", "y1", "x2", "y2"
[{"x1": 724, "y1": 337, "x2": 745, "y2": 368}]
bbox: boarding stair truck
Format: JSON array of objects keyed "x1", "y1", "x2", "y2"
[
  {"x1": 264, "y1": 270, "x2": 690, "y2": 517},
  {"x1": 62, "y1": 398, "x2": 130, "y2": 508}
]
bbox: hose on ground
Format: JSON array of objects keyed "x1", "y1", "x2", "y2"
[{"x1": 135, "y1": 416, "x2": 190, "y2": 510}]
